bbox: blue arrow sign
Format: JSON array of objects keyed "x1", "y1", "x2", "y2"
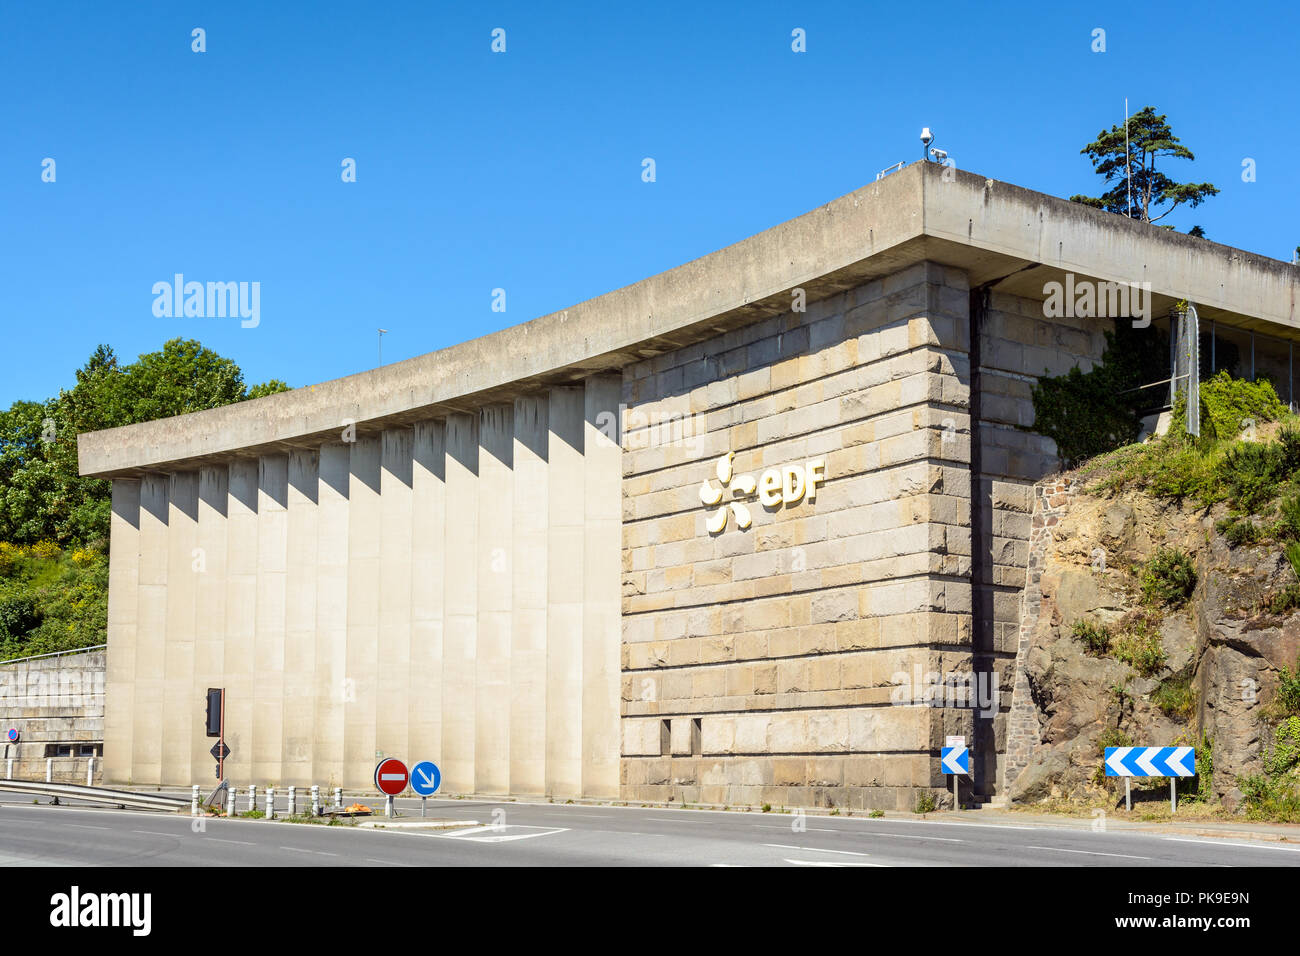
[
  {"x1": 940, "y1": 746, "x2": 969, "y2": 775},
  {"x1": 410, "y1": 760, "x2": 441, "y2": 796},
  {"x1": 1104, "y1": 746, "x2": 1195, "y2": 777}
]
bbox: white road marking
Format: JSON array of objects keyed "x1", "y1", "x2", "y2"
[
  {"x1": 366, "y1": 858, "x2": 413, "y2": 866},
  {"x1": 131, "y1": 830, "x2": 177, "y2": 838},
  {"x1": 444, "y1": 825, "x2": 569, "y2": 843},
  {"x1": 762, "y1": 844, "x2": 872, "y2": 857},
  {"x1": 1162, "y1": 837, "x2": 1300, "y2": 852},
  {"x1": 66, "y1": 824, "x2": 109, "y2": 831},
  {"x1": 786, "y1": 859, "x2": 885, "y2": 867},
  {"x1": 752, "y1": 825, "x2": 839, "y2": 833},
  {"x1": 1025, "y1": 845, "x2": 1151, "y2": 860},
  {"x1": 855, "y1": 830, "x2": 964, "y2": 843},
  {"x1": 207, "y1": 838, "x2": 255, "y2": 846}
]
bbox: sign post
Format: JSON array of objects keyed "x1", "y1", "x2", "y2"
[
  {"x1": 374, "y1": 758, "x2": 409, "y2": 817},
  {"x1": 941, "y1": 737, "x2": 969, "y2": 810},
  {"x1": 1104, "y1": 746, "x2": 1195, "y2": 813},
  {"x1": 205, "y1": 688, "x2": 226, "y2": 781},
  {"x1": 410, "y1": 761, "x2": 442, "y2": 817}
]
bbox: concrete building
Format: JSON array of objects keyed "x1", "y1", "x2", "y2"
[{"x1": 78, "y1": 164, "x2": 1300, "y2": 808}]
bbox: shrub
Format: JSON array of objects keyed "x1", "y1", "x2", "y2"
[
  {"x1": 1275, "y1": 660, "x2": 1300, "y2": 717},
  {"x1": 1286, "y1": 542, "x2": 1300, "y2": 580},
  {"x1": 1199, "y1": 371, "x2": 1288, "y2": 441},
  {"x1": 1097, "y1": 726, "x2": 1133, "y2": 754},
  {"x1": 913, "y1": 791, "x2": 937, "y2": 814},
  {"x1": 1140, "y1": 548, "x2": 1197, "y2": 608},
  {"x1": 1269, "y1": 584, "x2": 1300, "y2": 617},
  {"x1": 1072, "y1": 618, "x2": 1112, "y2": 654},
  {"x1": 1216, "y1": 515, "x2": 1260, "y2": 547},
  {"x1": 1279, "y1": 424, "x2": 1300, "y2": 473},
  {"x1": 1277, "y1": 498, "x2": 1300, "y2": 542},
  {"x1": 1218, "y1": 441, "x2": 1284, "y2": 514},
  {"x1": 0, "y1": 596, "x2": 42, "y2": 641}
]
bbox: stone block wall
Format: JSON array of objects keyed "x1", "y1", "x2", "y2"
[
  {"x1": 0, "y1": 648, "x2": 105, "y2": 784},
  {"x1": 619, "y1": 261, "x2": 978, "y2": 810},
  {"x1": 971, "y1": 291, "x2": 1109, "y2": 790},
  {"x1": 1002, "y1": 476, "x2": 1076, "y2": 790}
]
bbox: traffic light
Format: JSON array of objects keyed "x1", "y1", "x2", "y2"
[{"x1": 205, "y1": 688, "x2": 223, "y2": 737}]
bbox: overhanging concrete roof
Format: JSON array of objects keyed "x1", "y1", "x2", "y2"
[{"x1": 79, "y1": 162, "x2": 1300, "y2": 479}]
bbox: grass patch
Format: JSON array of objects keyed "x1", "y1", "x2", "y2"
[
  {"x1": 1140, "y1": 548, "x2": 1197, "y2": 609},
  {"x1": 1072, "y1": 618, "x2": 1112, "y2": 655},
  {"x1": 1240, "y1": 718, "x2": 1300, "y2": 822},
  {"x1": 1111, "y1": 610, "x2": 1167, "y2": 677},
  {"x1": 1152, "y1": 674, "x2": 1195, "y2": 721}
]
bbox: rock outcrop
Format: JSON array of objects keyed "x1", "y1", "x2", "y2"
[{"x1": 1006, "y1": 487, "x2": 1300, "y2": 809}]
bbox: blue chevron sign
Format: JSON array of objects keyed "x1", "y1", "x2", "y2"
[
  {"x1": 1104, "y1": 746, "x2": 1195, "y2": 777},
  {"x1": 940, "y1": 746, "x2": 969, "y2": 775}
]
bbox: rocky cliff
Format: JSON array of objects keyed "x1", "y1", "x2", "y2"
[{"x1": 1006, "y1": 480, "x2": 1300, "y2": 811}]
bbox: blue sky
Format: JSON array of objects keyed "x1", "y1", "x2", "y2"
[{"x1": 3, "y1": 0, "x2": 1297, "y2": 407}]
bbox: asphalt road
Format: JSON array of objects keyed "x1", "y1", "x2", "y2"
[{"x1": 1, "y1": 792, "x2": 1298, "y2": 866}]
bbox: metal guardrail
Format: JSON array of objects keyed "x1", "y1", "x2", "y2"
[
  {"x1": 0, "y1": 778, "x2": 188, "y2": 811},
  {"x1": 0, "y1": 644, "x2": 107, "y2": 667}
]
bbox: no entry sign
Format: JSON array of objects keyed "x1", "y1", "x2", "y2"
[{"x1": 374, "y1": 758, "x2": 409, "y2": 796}]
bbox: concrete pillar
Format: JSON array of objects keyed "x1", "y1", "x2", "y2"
[
  {"x1": 223, "y1": 460, "x2": 259, "y2": 785},
  {"x1": 409, "y1": 422, "x2": 446, "y2": 770},
  {"x1": 313, "y1": 443, "x2": 350, "y2": 788},
  {"x1": 194, "y1": 467, "x2": 229, "y2": 783},
  {"x1": 134, "y1": 474, "x2": 169, "y2": 784},
  {"x1": 162, "y1": 472, "x2": 199, "y2": 785},
  {"x1": 511, "y1": 397, "x2": 549, "y2": 794},
  {"x1": 378, "y1": 429, "x2": 414, "y2": 767},
  {"x1": 345, "y1": 437, "x2": 381, "y2": 786},
  {"x1": 442, "y1": 414, "x2": 478, "y2": 792},
  {"x1": 103, "y1": 480, "x2": 140, "y2": 784},
  {"x1": 583, "y1": 376, "x2": 623, "y2": 797},
  {"x1": 476, "y1": 405, "x2": 513, "y2": 794},
  {"x1": 254, "y1": 455, "x2": 289, "y2": 784},
  {"x1": 283, "y1": 449, "x2": 319, "y2": 785},
  {"x1": 546, "y1": 388, "x2": 584, "y2": 797}
]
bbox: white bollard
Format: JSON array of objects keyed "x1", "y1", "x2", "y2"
[
  {"x1": 191, "y1": 784, "x2": 200, "y2": 817},
  {"x1": 266, "y1": 786, "x2": 275, "y2": 819},
  {"x1": 311, "y1": 785, "x2": 320, "y2": 817},
  {"x1": 334, "y1": 787, "x2": 342, "y2": 809},
  {"x1": 248, "y1": 784, "x2": 257, "y2": 812},
  {"x1": 87, "y1": 757, "x2": 95, "y2": 786},
  {"x1": 226, "y1": 787, "x2": 237, "y2": 817},
  {"x1": 46, "y1": 758, "x2": 52, "y2": 782},
  {"x1": 287, "y1": 786, "x2": 296, "y2": 816}
]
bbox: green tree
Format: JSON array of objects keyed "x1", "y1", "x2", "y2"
[
  {"x1": 0, "y1": 339, "x2": 290, "y2": 546},
  {"x1": 1071, "y1": 106, "x2": 1219, "y2": 229}
]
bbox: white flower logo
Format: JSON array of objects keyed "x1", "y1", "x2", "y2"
[
  {"x1": 700, "y1": 452, "x2": 755, "y2": 533},
  {"x1": 699, "y1": 453, "x2": 828, "y2": 534}
]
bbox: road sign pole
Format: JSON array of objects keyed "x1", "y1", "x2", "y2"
[
  {"x1": 421, "y1": 796, "x2": 426, "y2": 818},
  {"x1": 952, "y1": 773, "x2": 957, "y2": 811},
  {"x1": 1125, "y1": 777, "x2": 1131, "y2": 811},
  {"x1": 1171, "y1": 778, "x2": 1176, "y2": 814},
  {"x1": 386, "y1": 794, "x2": 394, "y2": 818}
]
